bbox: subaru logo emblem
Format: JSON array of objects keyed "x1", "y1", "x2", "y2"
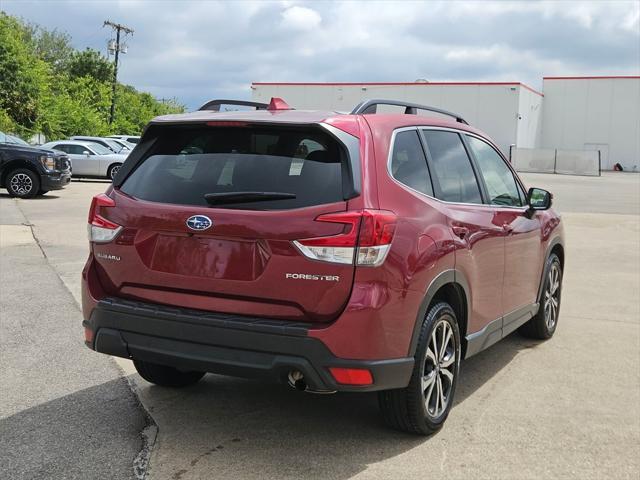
[{"x1": 186, "y1": 215, "x2": 212, "y2": 231}]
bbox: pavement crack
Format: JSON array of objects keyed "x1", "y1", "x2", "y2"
[{"x1": 14, "y1": 198, "x2": 159, "y2": 480}]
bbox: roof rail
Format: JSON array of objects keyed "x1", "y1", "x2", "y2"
[
  {"x1": 198, "y1": 99, "x2": 269, "y2": 112},
  {"x1": 350, "y1": 99, "x2": 469, "y2": 125}
]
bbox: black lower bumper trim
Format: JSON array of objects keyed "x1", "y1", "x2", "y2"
[
  {"x1": 85, "y1": 298, "x2": 413, "y2": 392},
  {"x1": 41, "y1": 172, "x2": 71, "y2": 190}
]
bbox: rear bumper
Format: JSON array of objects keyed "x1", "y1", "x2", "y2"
[
  {"x1": 41, "y1": 171, "x2": 71, "y2": 190},
  {"x1": 84, "y1": 297, "x2": 414, "y2": 392}
]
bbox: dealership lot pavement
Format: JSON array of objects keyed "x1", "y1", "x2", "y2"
[
  {"x1": 0, "y1": 193, "x2": 148, "y2": 479},
  {"x1": 1, "y1": 172, "x2": 638, "y2": 479}
]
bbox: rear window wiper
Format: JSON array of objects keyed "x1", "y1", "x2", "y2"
[{"x1": 204, "y1": 191, "x2": 296, "y2": 205}]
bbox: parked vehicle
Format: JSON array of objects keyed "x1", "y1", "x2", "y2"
[
  {"x1": 109, "y1": 135, "x2": 140, "y2": 145},
  {"x1": 70, "y1": 136, "x2": 130, "y2": 154},
  {"x1": 82, "y1": 98, "x2": 564, "y2": 435},
  {"x1": 4, "y1": 133, "x2": 30, "y2": 146},
  {"x1": 0, "y1": 131, "x2": 71, "y2": 198},
  {"x1": 109, "y1": 138, "x2": 136, "y2": 151},
  {"x1": 40, "y1": 140, "x2": 126, "y2": 180}
]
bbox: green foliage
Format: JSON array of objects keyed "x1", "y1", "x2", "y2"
[
  {"x1": 0, "y1": 12, "x2": 185, "y2": 141},
  {"x1": 69, "y1": 48, "x2": 113, "y2": 83},
  {"x1": 26, "y1": 23, "x2": 74, "y2": 72}
]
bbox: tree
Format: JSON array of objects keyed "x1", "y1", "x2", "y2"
[
  {"x1": 68, "y1": 48, "x2": 113, "y2": 83},
  {"x1": 0, "y1": 13, "x2": 185, "y2": 140},
  {"x1": 27, "y1": 24, "x2": 74, "y2": 72},
  {"x1": 0, "y1": 13, "x2": 50, "y2": 133}
]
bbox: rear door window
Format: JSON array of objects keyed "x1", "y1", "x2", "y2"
[
  {"x1": 422, "y1": 130, "x2": 483, "y2": 204},
  {"x1": 120, "y1": 126, "x2": 345, "y2": 210},
  {"x1": 390, "y1": 130, "x2": 433, "y2": 196}
]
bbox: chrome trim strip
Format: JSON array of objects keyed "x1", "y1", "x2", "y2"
[{"x1": 386, "y1": 126, "x2": 529, "y2": 211}]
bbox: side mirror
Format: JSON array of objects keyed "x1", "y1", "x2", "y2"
[
  {"x1": 527, "y1": 187, "x2": 552, "y2": 212},
  {"x1": 83, "y1": 150, "x2": 91, "y2": 156}
]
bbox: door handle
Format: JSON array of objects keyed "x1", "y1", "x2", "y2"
[
  {"x1": 452, "y1": 226, "x2": 469, "y2": 239},
  {"x1": 502, "y1": 223, "x2": 514, "y2": 234}
]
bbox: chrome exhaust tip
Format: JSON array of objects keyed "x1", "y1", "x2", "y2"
[{"x1": 287, "y1": 370, "x2": 307, "y2": 391}]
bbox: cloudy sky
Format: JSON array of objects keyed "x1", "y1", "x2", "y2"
[{"x1": 3, "y1": 0, "x2": 639, "y2": 110}]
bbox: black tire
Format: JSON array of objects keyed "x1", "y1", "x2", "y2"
[
  {"x1": 107, "y1": 163, "x2": 122, "y2": 181},
  {"x1": 133, "y1": 359, "x2": 205, "y2": 388},
  {"x1": 6, "y1": 168, "x2": 40, "y2": 199},
  {"x1": 519, "y1": 253, "x2": 562, "y2": 339},
  {"x1": 378, "y1": 302, "x2": 461, "y2": 435}
]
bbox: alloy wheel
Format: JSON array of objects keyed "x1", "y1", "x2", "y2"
[
  {"x1": 110, "y1": 165, "x2": 121, "y2": 180},
  {"x1": 422, "y1": 318, "x2": 456, "y2": 419},
  {"x1": 543, "y1": 263, "x2": 561, "y2": 329},
  {"x1": 10, "y1": 173, "x2": 33, "y2": 195}
]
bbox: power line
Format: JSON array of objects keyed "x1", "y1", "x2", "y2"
[{"x1": 103, "y1": 20, "x2": 134, "y2": 125}]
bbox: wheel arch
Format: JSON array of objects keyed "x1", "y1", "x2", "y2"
[
  {"x1": 107, "y1": 162, "x2": 123, "y2": 177},
  {"x1": 408, "y1": 269, "x2": 470, "y2": 358},
  {"x1": 1, "y1": 160, "x2": 40, "y2": 187},
  {"x1": 536, "y1": 236, "x2": 564, "y2": 304}
]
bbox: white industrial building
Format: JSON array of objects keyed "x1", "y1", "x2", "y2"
[
  {"x1": 540, "y1": 77, "x2": 640, "y2": 171},
  {"x1": 251, "y1": 77, "x2": 639, "y2": 171}
]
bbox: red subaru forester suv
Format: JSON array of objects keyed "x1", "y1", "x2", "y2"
[{"x1": 82, "y1": 98, "x2": 564, "y2": 434}]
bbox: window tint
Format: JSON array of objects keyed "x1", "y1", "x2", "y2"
[
  {"x1": 52, "y1": 144, "x2": 69, "y2": 153},
  {"x1": 466, "y1": 136, "x2": 523, "y2": 207},
  {"x1": 120, "y1": 126, "x2": 344, "y2": 210},
  {"x1": 87, "y1": 143, "x2": 111, "y2": 155},
  {"x1": 69, "y1": 145, "x2": 88, "y2": 155},
  {"x1": 422, "y1": 130, "x2": 482, "y2": 204},
  {"x1": 390, "y1": 130, "x2": 433, "y2": 196}
]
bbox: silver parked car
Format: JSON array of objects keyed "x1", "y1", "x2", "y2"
[
  {"x1": 109, "y1": 138, "x2": 137, "y2": 151},
  {"x1": 40, "y1": 140, "x2": 127, "y2": 180},
  {"x1": 109, "y1": 134, "x2": 140, "y2": 144},
  {"x1": 70, "y1": 136, "x2": 130, "y2": 154}
]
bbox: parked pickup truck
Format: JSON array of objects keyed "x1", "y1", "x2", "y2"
[{"x1": 0, "y1": 132, "x2": 71, "y2": 198}]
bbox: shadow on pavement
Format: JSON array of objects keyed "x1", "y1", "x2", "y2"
[
  {"x1": 138, "y1": 330, "x2": 539, "y2": 479},
  {"x1": 0, "y1": 379, "x2": 146, "y2": 480},
  {"x1": 0, "y1": 193, "x2": 60, "y2": 200}
]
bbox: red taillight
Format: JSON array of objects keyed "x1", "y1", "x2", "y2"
[
  {"x1": 88, "y1": 193, "x2": 122, "y2": 243},
  {"x1": 329, "y1": 367, "x2": 373, "y2": 386},
  {"x1": 298, "y1": 211, "x2": 361, "y2": 247},
  {"x1": 88, "y1": 193, "x2": 115, "y2": 223},
  {"x1": 357, "y1": 210, "x2": 397, "y2": 247},
  {"x1": 293, "y1": 210, "x2": 396, "y2": 266}
]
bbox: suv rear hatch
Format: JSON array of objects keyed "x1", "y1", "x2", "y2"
[{"x1": 90, "y1": 122, "x2": 360, "y2": 322}]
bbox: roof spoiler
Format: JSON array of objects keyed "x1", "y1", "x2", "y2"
[
  {"x1": 198, "y1": 98, "x2": 293, "y2": 112},
  {"x1": 351, "y1": 99, "x2": 469, "y2": 125}
]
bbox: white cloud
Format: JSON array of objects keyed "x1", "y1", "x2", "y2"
[
  {"x1": 2, "y1": 0, "x2": 638, "y2": 109},
  {"x1": 281, "y1": 5, "x2": 322, "y2": 30}
]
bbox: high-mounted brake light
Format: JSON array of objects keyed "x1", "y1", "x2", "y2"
[
  {"x1": 205, "y1": 121, "x2": 249, "y2": 127},
  {"x1": 87, "y1": 193, "x2": 122, "y2": 243},
  {"x1": 293, "y1": 210, "x2": 396, "y2": 266}
]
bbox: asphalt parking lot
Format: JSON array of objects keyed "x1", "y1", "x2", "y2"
[{"x1": 1, "y1": 172, "x2": 639, "y2": 480}]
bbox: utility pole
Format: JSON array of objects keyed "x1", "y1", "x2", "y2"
[{"x1": 103, "y1": 20, "x2": 134, "y2": 125}]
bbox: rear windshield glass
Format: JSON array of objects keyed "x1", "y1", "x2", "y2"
[{"x1": 120, "y1": 126, "x2": 344, "y2": 210}]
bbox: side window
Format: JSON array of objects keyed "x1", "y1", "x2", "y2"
[
  {"x1": 466, "y1": 136, "x2": 523, "y2": 207},
  {"x1": 516, "y1": 181, "x2": 528, "y2": 206},
  {"x1": 52, "y1": 144, "x2": 67, "y2": 153},
  {"x1": 68, "y1": 145, "x2": 86, "y2": 155},
  {"x1": 389, "y1": 130, "x2": 433, "y2": 196},
  {"x1": 422, "y1": 130, "x2": 482, "y2": 204}
]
